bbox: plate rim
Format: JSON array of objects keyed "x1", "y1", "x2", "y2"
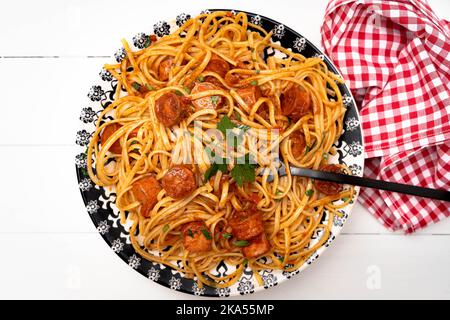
[{"x1": 75, "y1": 8, "x2": 365, "y2": 297}]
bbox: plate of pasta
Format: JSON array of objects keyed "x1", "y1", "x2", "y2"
[{"x1": 75, "y1": 9, "x2": 364, "y2": 296}]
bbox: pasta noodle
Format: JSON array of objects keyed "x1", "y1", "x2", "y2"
[{"x1": 87, "y1": 11, "x2": 354, "y2": 288}]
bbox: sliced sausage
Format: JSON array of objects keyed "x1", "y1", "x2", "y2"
[
  {"x1": 100, "y1": 123, "x2": 122, "y2": 154},
  {"x1": 236, "y1": 85, "x2": 262, "y2": 108},
  {"x1": 204, "y1": 58, "x2": 230, "y2": 78},
  {"x1": 242, "y1": 233, "x2": 270, "y2": 258},
  {"x1": 191, "y1": 82, "x2": 223, "y2": 109},
  {"x1": 161, "y1": 165, "x2": 197, "y2": 198},
  {"x1": 204, "y1": 76, "x2": 226, "y2": 89},
  {"x1": 131, "y1": 176, "x2": 162, "y2": 218},
  {"x1": 229, "y1": 210, "x2": 264, "y2": 240},
  {"x1": 158, "y1": 58, "x2": 174, "y2": 81},
  {"x1": 290, "y1": 131, "x2": 306, "y2": 159},
  {"x1": 155, "y1": 92, "x2": 187, "y2": 127},
  {"x1": 281, "y1": 85, "x2": 311, "y2": 121},
  {"x1": 181, "y1": 221, "x2": 212, "y2": 253},
  {"x1": 314, "y1": 164, "x2": 344, "y2": 195}
]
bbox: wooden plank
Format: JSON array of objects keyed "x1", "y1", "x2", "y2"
[{"x1": 0, "y1": 233, "x2": 448, "y2": 299}]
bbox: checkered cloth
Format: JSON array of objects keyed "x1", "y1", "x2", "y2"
[{"x1": 321, "y1": 0, "x2": 450, "y2": 233}]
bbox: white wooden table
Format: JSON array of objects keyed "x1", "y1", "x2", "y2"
[{"x1": 1, "y1": 0, "x2": 449, "y2": 300}]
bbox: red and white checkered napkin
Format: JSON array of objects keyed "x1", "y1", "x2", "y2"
[{"x1": 321, "y1": 0, "x2": 450, "y2": 233}]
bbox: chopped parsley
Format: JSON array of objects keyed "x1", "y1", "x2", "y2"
[
  {"x1": 233, "y1": 240, "x2": 249, "y2": 247},
  {"x1": 231, "y1": 154, "x2": 256, "y2": 187},
  {"x1": 132, "y1": 82, "x2": 141, "y2": 91},
  {"x1": 342, "y1": 197, "x2": 349, "y2": 202},
  {"x1": 243, "y1": 258, "x2": 248, "y2": 266},
  {"x1": 256, "y1": 69, "x2": 261, "y2": 74},
  {"x1": 187, "y1": 229, "x2": 194, "y2": 238},
  {"x1": 174, "y1": 90, "x2": 183, "y2": 96},
  {"x1": 145, "y1": 84, "x2": 154, "y2": 91},
  {"x1": 250, "y1": 80, "x2": 258, "y2": 86},
  {"x1": 162, "y1": 224, "x2": 170, "y2": 232},
  {"x1": 323, "y1": 153, "x2": 329, "y2": 160},
  {"x1": 234, "y1": 111, "x2": 242, "y2": 121},
  {"x1": 197, "y1": 75, "x2": 205, "y2": 82},
  {"x1": 204, "y1": 161, "x2": 227, "y2": 181},
  {"x1": 216, "y1": 115, "x2": 236, "y2": 136},
  {"x1": 222, "y1": 233, "x2": 232, "y2": 239},
  {"x1": 183, "y1": 86, "x2": 191, "y2": 94},
  {"x1": 211, "y1": 95, "x2": 219, "y2": 105},
  {"x1": 201, "y1": 229, "x2": 212, "y2": 240},
  {"x1": 305, "y1": 189, "x2": 314, "y2": 197}
]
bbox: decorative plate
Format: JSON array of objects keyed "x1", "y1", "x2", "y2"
[{"x1": 75, "y1": 9, "x2": 364, "y2": 297}]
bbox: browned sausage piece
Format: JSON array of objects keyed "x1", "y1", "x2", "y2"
[
  {"x1": 181, "y1": 221, "x2": 212, "y2": 253},
  {"x1": 229, "y1": 210, "x2": 264, "y2": 241},
  {"x1": 191, "y1": 82, "x2": 223, "y2": 109},
  {"x1": 290, "y1": 131, "x2": 306, "y2": 159},
  {"x1": 131, "y1": 176, "x2": 162, "y2": 218},
  {"x1": 155, "y1": 92, "x2": 187, "y2": 127},
  {"x1": 100, "y1": 123, "x2": 122, "y2": 154},
  {"x1": 314, "y1": 164, "x2": 344, "y2": 195},
  {"x1": 204, "y1": 58, "x2": 230, "y2": 78},
  {"x1": 204, "y1": 76, "x2": 226, "y2": 89},
  {"x1": 158, "y1": 58, "x2": 174, "y2": 81},
  {"x1": 242, "y1": 233, "x2": 270, "y2": 258},
  {"x1": 281, "y1": 85, "x2": 311, "y2": 121},
  {"x1": 162, "y1": 165, "x2": 197, "y2": 198},
  {"x1": 236, "y1": 85, "x2": 262, "y2": 108}
]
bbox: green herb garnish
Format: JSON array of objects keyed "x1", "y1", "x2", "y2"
[
  {"x1": 174, "y1": 90, "x2": 183, "y2": 96},
  {"x1": 243, "y1": 258, "x2": 248, "y2": 266},
  {"x1": 201, "y1": 229, "x2": 212, "y2": 240},
  {"x1": 183, "y1": 86, "x2": 191, "y2": 94},
  {"x1": 323, "y1": 153, "x2": 329, "y2": 160},
  {"x1": 256, "y1": 69, "x2": 260, "y2": 74},
  {"x1": 187, "y1": 229, "x2": 194, "y2": 238},
  {"x1": 305, "y1": 189, "x2": 314, "y2": 197},
  {"x1": 162, "y1": 224, "x2": 170, "y2": 232},
  {"x1": 216, "y1": 115, "x2": 236, "y2": 136},
  {"x1": 204, "y1": 161, "x2": 227, "y2": 181},
  {"x1": 211, "y1": 95, "x2": 219, "y2": 105},
  {"x1": 342, "y1": 197, "x2": 349, "y2": 202},
  {"x1": 233, "y1": 240, "x2": 249, "y2": 247},
  {"x1": 250, "y1": 80, "x2": 258, "y2": 86},
  {"x1": 145, "y1": 84, "x2": 154, "y2": 91},
  {"x1": 197, "y1": 75, "x2": 205, "y2": 82},
  {"x1": 222, "y1": 233, "x2": 232, "y2": 239},
  {"x1": 132, "y1": 82, "x2": 141, "y2": 91},
  {"x1": 231, "y1": 154, "x2": 256, "y2": 187},
  {"x1": 234, "y1": 111, "x2": 242, "y2": 121}
]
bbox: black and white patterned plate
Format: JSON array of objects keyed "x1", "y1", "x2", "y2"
[{"x1": 75, "y1": 9, "x2": 364, "y2": 297}]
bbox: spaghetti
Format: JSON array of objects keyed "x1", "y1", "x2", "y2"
[{"x1": 87, "y1": 11, "x2": 354, "y2": 288}]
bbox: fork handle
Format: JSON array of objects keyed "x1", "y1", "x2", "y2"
[{"x1": 292, "y1": 168, "x2": 450, "y2": 202}]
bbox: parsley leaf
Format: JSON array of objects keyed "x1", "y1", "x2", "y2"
[
  {"x1": 234, "y1": 111, "x2": 242, "y2": 121},
  {"x1": 216, "y1": 115, "x2": 236, "y2": 136},
  {"x1": 222, "y1": 233, "x2": 232, "y2": 239},
  {"x1": 211, "y1": 95, "x2": 219, "y2": 105},
  {"x1": 204, "y1": 161, "x2": 227, "y2": 181},
  {"x1": 145, "y1": 84, "x2": 154, "y2": 91},
  {"x1": 231, "y1": 154, "x2": 256, "y2": 187},
  {"x1": 305, "y1": 189, "x2": 314, "y2": 197},
  {"x1": 201, "y1": 229, "x2": 212, "y2": 240},
  {"x1": 187, "y1": 229, "x2": 194, "y2": 238},
  {"x1": 233, "y1": 240, "x2": 249, "y2": 247},
  {"x1": 132, "y1": 82, "x2": 141, "y2": 91},
  {"x1": 162, "y1": 224, "x2": 170, "y2": 232}
]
